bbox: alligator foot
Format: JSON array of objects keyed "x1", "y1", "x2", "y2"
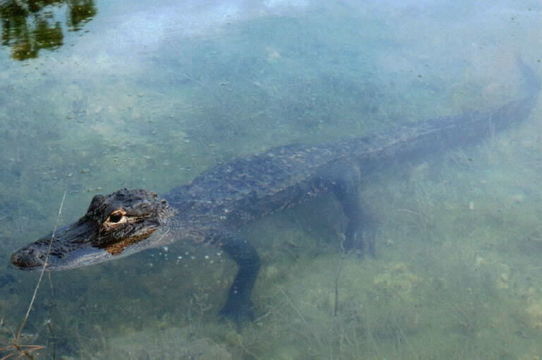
[
  {"x1": 219, "y1": 299, "x2": 255, "y2": 324},
  {"x1": 326, "y1": 162, "x2": 376, "y2": 257},
  {"x1": 218, "y1": 232, "x2": 260, "y2": 324}
]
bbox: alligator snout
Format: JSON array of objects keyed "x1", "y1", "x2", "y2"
[{"x1": 10, "y1": 247, "x2": 46, "y2": 269}]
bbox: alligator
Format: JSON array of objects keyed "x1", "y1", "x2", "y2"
[{"x1": 10, "y1": 60, "x2": 540, "y2": 323}]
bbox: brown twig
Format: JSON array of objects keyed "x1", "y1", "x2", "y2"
[{"x1": 1, "y1": 191, "x2": 67, "y2": 360}]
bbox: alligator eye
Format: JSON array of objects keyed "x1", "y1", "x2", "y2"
[
  {"x1": 109, "y1": 214, "x2": 123, "y2": 223},
  {"x1": 108, "y1": 210, "x2": 125, "y2": 223}
]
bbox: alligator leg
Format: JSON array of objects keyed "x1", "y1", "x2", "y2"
[
  {"x1": 326, "y1": 163, "x2": 375, "y2": 257},
  {"x1": 218, "y1": 233, "x2": 261, "y2": 323}
]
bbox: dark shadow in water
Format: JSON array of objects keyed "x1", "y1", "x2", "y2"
[{"x1": 0, "y1": 0, "x2": 96, "y2": 60}]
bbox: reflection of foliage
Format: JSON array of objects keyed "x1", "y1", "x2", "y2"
[
  {"x1": 67, "y1": 0, "x2": 96, "y2": 30},
  {"x1": 0, "y1": 0, "x2": 96, "y2": 60}
]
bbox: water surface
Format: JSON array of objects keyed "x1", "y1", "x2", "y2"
[{"x1": 1, "y1": 0, "x2": 542, "y2": 358}]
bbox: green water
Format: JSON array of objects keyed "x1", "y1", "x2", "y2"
[{"x1": 1, "y1": 0, "x2": 542, "y2": 358}]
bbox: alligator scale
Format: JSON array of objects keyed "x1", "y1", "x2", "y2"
[{"x1": 10, "y1": 61, "x2": 540, "y2": 322}]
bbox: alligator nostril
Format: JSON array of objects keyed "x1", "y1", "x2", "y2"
[{"x1": 10, "y1": 249, "x2": 44, "y2": 269}]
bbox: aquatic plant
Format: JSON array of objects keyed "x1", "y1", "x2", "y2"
[{"x1": 0, "y1": 192, "x2": 67, "y2": 359}]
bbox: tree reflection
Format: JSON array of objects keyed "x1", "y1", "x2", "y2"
[{"x1": 0, "y1": 0, "x2": 96, "y2": 60}]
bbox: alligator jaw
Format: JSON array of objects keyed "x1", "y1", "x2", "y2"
[
  {"x1": 10, "y1": 221, "x2": 174, "y2": 271},
  {"x1": 10, "y1": 220, "x2": 101, "y2": 271}
]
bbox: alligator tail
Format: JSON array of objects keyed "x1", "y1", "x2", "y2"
[{"x1": 342, "y1": 58, "x2": 540, "y2": 168}]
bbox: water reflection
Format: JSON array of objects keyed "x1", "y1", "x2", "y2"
[{"x1": 0, "y1": 0, "x2": 96, "y2": 60}]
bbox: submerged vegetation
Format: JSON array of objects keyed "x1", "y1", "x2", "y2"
[{"x1": 1, "y1": 0, "x2": 542, "y2": 358}]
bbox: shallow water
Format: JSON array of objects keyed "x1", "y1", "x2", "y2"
[{"x1": 1, "y1": 0, "x2": 542, "y2": 359}]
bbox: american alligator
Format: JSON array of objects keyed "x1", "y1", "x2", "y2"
[{"x1": 10, "y1": 60, "x2": 540, "y2": 322}]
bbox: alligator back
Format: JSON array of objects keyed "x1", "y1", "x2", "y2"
[
  {"x1": 166, "y1": 62, "x2": 539, "y2": 230},
  {"x1": 165, "y1": 142, "x2": 344, "y2": 229}
]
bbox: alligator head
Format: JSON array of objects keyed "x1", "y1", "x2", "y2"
[{"x1": 10, "y1": 189, "x2": 175, "y2": 271}]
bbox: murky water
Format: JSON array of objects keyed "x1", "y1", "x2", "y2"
[{"x1": 1, "y1": 0, "x2": 542, "y2": 358}]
